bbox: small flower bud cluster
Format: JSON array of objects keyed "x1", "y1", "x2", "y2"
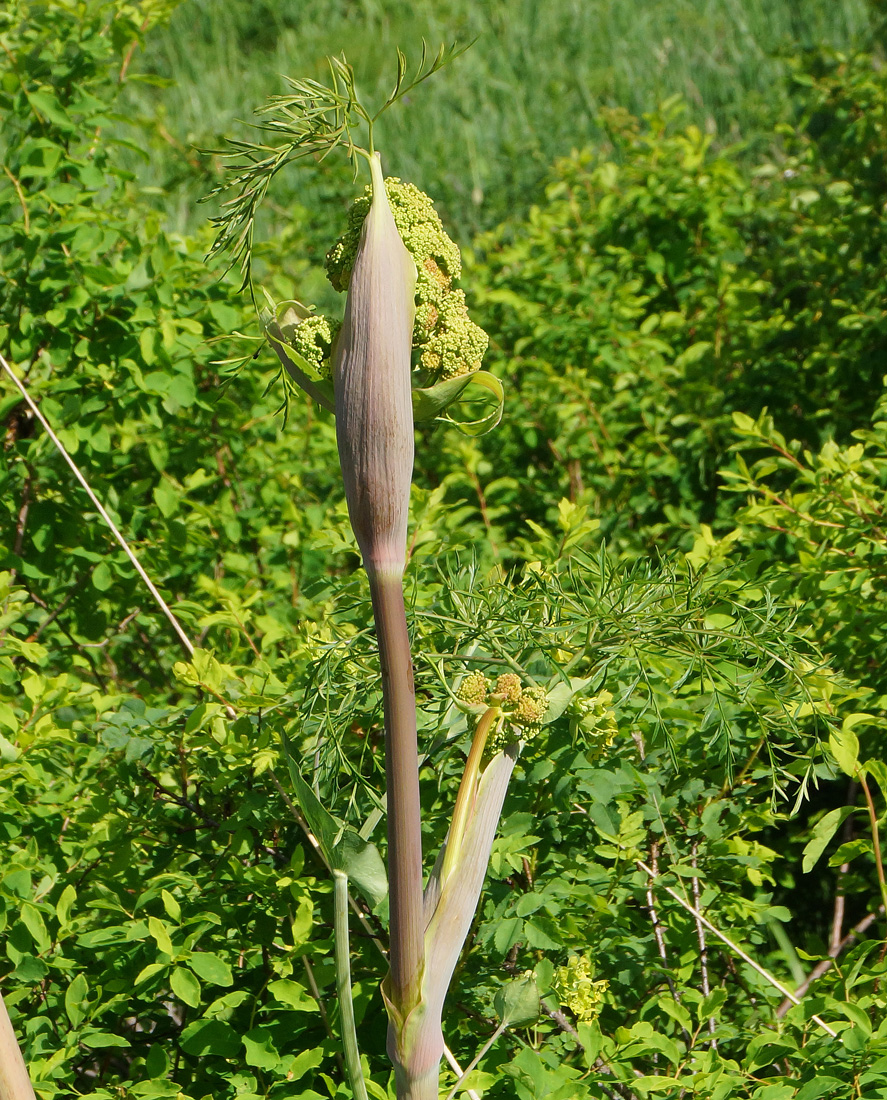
[
  {"x1": 456, "y1": 670, "x2": 489, "y2": 706},
  {"x1": 511, "y1": 686, "x2": 549, "y2": 735},
  {"x1": 553, "y1": 955, "x2": 608, "y2": 1022},
  {"x1": 492, "y1": 672, "x2": 522, "y2": 703},
  {"x1": 455, "y1": 671, "x2": 549, "y2": 745},
  {"x1": 568, "y1": 690, "x2": 618, "y2": 760},
  {"x1": 288, "y1": 314, "x2": 338, "y2": 379}
]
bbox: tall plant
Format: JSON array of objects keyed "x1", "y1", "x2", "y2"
[
  {"x1": 208, "y1": 48, "x2": 521, "y2": 1098},
  {"x1": 205, "y1": 44, "x2": 865, "y2": 1098}
]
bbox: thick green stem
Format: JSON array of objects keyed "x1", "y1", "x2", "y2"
[
  {"x1": 0, "y1": 994, "x2": 35, "y2": 1100},
  {"x1": 333, "y1": 870, "x2": 369, "y2": 1100},
  {"x1": 368, "y1": 570, "x2": 424, "y2": 1016}
]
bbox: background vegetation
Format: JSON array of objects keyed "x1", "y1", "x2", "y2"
[
  {"x1": 2, "y1": 1, "x2": 887, "y2": 1098},
  {"x1": 119, "y1": 0, "x2": 872, "y2": 236}
]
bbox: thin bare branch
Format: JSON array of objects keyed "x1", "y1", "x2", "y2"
[
  {"x1": 830, "y1": 781, "x2": 858, "y2": 956},
  {"x1": 691, "y1": 842, "x2": 717, "y2": 1047},
  {"x1": 643, "y1": 842, "x2": 692, "y2": 1047},
  {"x1": 0, "y1": 351, "x2": 195, "y2": 658},
  {"x1": 637, "y1": 860, "x2": 838, "y2": 1038},
  {"x1": 859, "y1": 771, "x2": 887, "y2": 918}
]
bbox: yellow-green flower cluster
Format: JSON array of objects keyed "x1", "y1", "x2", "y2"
[
  {"x1": 512, "y1": 686, "x2": 548, "y2": 732},
  {"x1": 569, "y1": 690, "x2": 618, "y2": 760},
  {"x1": 415, "y1": 288, "x2": 488, "y2": 380},
  {"x1": 325, "y1": 178, "x2": 488, "y2": 381},
  {"x1": 456, "y1": 670, "x2": 489, "y2": 706},
  {"x1": 492, "y1": 673, "x2": 522, "y2": 704},
  {"x1": 286, "y1": 314, "x2": 339, "y2": 379},
  {"x1": 455, "y1": 671, "x2": 549, "y2": 744},
  {"x1": 553, "y1": 955, "x2": 608, "y2": 1022}
]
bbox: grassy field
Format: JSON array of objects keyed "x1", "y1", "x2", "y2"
[{"x1": 123, "y1": 0, "x2": 871, "y2": 240}]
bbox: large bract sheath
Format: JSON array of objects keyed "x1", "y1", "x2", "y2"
[{"x1": 333, "y1": 152, "x2": 417, "y2": 581}]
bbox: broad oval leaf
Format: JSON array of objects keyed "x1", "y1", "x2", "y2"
[
  {"x1": 170, "y1": 965, "x2": 202, "y2": 1008},
  {"x1": 188, "y1": 951, "x2": 233, "y2": 987},
  {"x1": 802, "y1": 806, "x2": 855, "y2": 873}
]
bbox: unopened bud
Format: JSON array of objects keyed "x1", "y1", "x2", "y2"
[
  {"x1": 493, "y1": 673, "x2": 522, "y2": 703},
  {"x1": 333, "y1": 153, "x2": 418, "y2": 580},
  {"x1": 456, "y1": 670, "x2": 489, "y2": 705}
]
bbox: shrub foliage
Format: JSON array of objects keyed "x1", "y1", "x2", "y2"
[{"x1": 3, "y1": 3, "x2": 887, "y2": 1099}]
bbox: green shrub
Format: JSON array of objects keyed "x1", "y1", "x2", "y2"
[
  {"x1": 729, "y1": 393, "x2": 887, "y2": 695},
  {"x1": 0, "y1": 0, "x2": 353, "y2": 693},
  {"x1": 464, "y1": 64, "x2": 887, "y2": 552},
  {"x1": 4, "y1": 6, "x2": 887, "y2": 1099}
]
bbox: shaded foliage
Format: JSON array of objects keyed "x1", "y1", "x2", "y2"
[{"x1": 465, "y1": 65, "x2": 887, "y2": 551}]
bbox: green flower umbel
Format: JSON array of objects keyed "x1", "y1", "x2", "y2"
[
  {"x1": 327, "y1": 179, "x2": 488, "y2": 382},
  {"x1": 553, "y1": 955, "x2": 608, "y2": 1022},
  {"x1": 260, "y1": 178, "x2": 500, "y2": 434},
  {"x1": 454, "y1": 670, "x2": 549, "y2": 747}
]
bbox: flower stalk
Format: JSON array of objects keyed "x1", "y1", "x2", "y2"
[
  {"x1": 331, "y1": 158, "x2": 532, "y2": 1092},
  {"x1": 208, "y1": 48, "x2": 509, "y2": 1099},
  {"x1": 331, "y1": 150, "x2": 426, "y2": 1079},
  {"x1": 440, "y1": 706, "x2": 501, "y2": 884},
  {"x1": 370, "y1": 572, "x2": 424, "y2": 1015},
  {"x1": 0, "y1": 994, "x2": 35, "y2": 1100}
]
